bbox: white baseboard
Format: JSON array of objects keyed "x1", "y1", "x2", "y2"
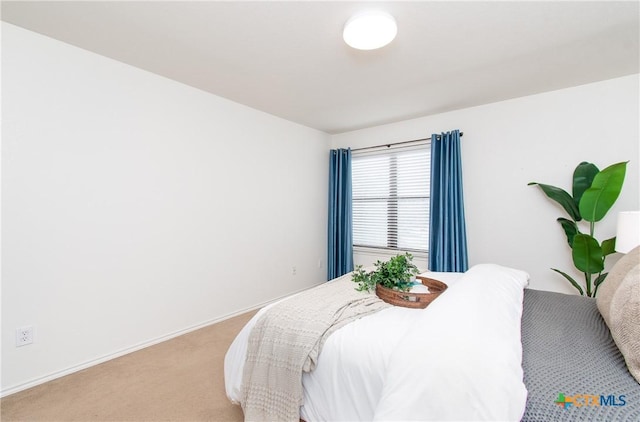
[{"x1": 0, "y1": 283, "x2": 323, "y2": 398}]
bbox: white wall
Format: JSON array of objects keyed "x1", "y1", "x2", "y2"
[
  {"x1": 1, "y1": 23, "x2": 329, "y2": 395},
  {"x1": 333, "y1": 75, "x2": 640, "y2": 294}
]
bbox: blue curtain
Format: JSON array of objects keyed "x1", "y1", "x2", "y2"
[
  {"x1": 429, "y1": 130, "x2": 469, "y2": 272},
  {"x1": 328, "y1": 148, "x2": 353, "y2": 280}
]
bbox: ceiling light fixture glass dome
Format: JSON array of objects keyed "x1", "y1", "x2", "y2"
[{"x1": 343, "y1": 11, "x2": 397, "y2": 50}]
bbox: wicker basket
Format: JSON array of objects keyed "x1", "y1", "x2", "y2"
[{"x1": 375, "y1": 276, "x2": 448, "y2": 309}]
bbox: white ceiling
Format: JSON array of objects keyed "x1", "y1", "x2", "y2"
[{"x1": 2, "y1": 1, "x2": 639, "y2": 134}]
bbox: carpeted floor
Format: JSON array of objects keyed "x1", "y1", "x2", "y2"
[{"x1": 1, "y1": 310, "x2": 258, "y2": 421}]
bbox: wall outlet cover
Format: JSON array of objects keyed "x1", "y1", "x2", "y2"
[{"x1": 16, "y1": 326, "x2": 34, "y2": 347}]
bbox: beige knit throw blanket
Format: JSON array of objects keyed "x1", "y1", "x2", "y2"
[{"x1": 241, "y1": 272, "x2": 390, "y2": 422}]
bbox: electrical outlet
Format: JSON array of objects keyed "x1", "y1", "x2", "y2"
[
  {"x1": 291, "y1": 266, "x2": 297, "y2": 276},
  {"x1": 16, "y1": 326, "x2": 34, "y2": 347}
]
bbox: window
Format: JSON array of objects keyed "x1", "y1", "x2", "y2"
[{"x1": 352, "y1": 144, "x2": 430, "y2": 252}]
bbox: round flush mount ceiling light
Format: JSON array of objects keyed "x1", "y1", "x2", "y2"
[{"x1": 343, "y1": 11, "x2": 397, "y2": 50}]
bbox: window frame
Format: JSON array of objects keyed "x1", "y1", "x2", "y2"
[{"x1": 351, "y1": 143, "x2": 430, "y2": 254}]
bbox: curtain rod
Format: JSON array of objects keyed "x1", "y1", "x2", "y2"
[{"x1": 351, "y1": 132, "x2": 463, "y2": 152}]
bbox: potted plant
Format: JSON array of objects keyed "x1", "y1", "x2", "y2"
[
  {"x1": 529, "y1": 161, "x2": 627, "y2": 297},
  {"x1": 352, "y1": 253, "x2": 447, "y2": 308},
  {"x1": 352, "y1": 252, "x2": 419, "y2": 292}
]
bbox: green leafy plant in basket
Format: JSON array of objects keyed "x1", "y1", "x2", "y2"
[
  {"x1": 528, "y1": 161, "x2": 627, "y2": 297},
  {"x1": 352, "y1": 253, "x2": 420, "y2": 293}
]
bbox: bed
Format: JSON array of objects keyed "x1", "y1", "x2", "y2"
[{"x1": 225, "y1": 259, "x2": 640, "y2": 421}]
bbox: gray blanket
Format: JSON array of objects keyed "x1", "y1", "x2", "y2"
[{"x1": 521, "y1": 289, "x2": 640, "y2": 421}]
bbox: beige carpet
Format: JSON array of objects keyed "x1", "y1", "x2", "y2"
[{"x1": 1, "y1": 310, "x2": 258, "y2": 421}]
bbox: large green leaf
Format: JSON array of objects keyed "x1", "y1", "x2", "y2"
[
  {"x1": 572, "y1": 162, "x2": 599, "y2": 207},
  {"x1": 572, "y1": 234, "x2": 604, "y2": 274},
  {"x1": 557, "y1": 218, "x2": 579, "y2": 247},
  {"x1": 528, "y1": 182, "x2": 581, "y2": 221},
  {"x1": 551, "y1": 268, "x2": 584, "y2": 295},
  {"x1": 601, "y1": 237, "x2": 617, "y2": 256},
  {"x1": 579, "y1": 161, "x2": 627, "y2": 222}
]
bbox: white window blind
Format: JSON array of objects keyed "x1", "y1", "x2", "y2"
[{"x1": 352, "y1": 144, "x2": 430, "y2": 252}]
